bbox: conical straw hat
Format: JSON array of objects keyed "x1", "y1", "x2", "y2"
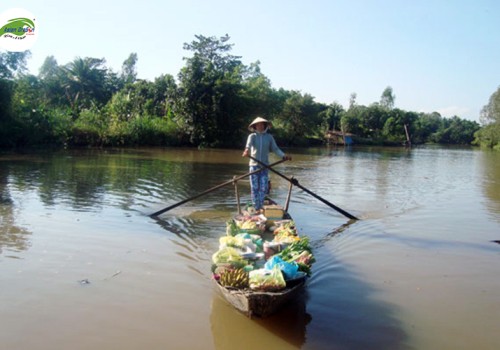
[{"x1": 248, "y1": 117, "x2": 272, "y2": 131}]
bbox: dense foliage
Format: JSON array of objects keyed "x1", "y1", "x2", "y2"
[
  {"x1": 0, "y1": 35, "x2": 485, "y2": 149},
  {"x1": 474, "y1": 86, "x2": 500, "y2": 149}
]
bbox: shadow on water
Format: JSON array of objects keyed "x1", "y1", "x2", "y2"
[
  {"x1": 304, "y1": 267, "x2": 409, "y2": 349},
  {"x1": 296, "y1": 222, "x2": 410, "y2": 350},
  {"x1": 209, "y1": 267, "x2": 409, "y2": 350},
  {"x1": 210, "y1": 289, "x2": 312, "y2": 349}
]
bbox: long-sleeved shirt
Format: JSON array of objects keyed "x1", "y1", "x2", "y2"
[{"x1": 245, "y1": 131, "x2": 285, "y2": 166}]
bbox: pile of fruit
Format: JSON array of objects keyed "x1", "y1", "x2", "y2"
[
  {"x1": 273, "y1": 221, "x2": 300, "y2": 243},
  {"x1": 212, "y1": 215, "x2": 315, "y2": 291},
  {"x1": 231, "y1": 214, "x2": 266, "y2": 234}
]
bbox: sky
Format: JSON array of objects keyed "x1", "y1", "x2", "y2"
[{"x1": 3, "y1": 0, "x2": 500, "y2": 122}]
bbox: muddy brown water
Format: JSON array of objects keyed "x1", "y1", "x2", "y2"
[{"x1": 1, "y1": 146, "x2": 499, "y2": 350}]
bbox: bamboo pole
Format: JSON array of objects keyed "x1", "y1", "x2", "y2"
[
  {"x1": 284, "y1": 176, "x2": 294, "y2": 212},
  {"x1": 233, "y1": 176, "x2": 241, "y2": 215}
]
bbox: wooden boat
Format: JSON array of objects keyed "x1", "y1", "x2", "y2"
[
  {"x1": 212, "y1": 192, "x2": 314, "y2": 318},
  {"x1": 214, "y1": 276, "x2": 306, "y2": 318},
  {"x1": 149, "y1": 158, "x2": 349, "y2": 318}
]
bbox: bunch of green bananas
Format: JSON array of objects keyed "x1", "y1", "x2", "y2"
[{"x1": 219, "y1": 268, "x2": 249, "y2": 289}]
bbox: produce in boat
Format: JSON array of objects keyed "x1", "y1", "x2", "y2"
[{"x1": 212, "y1": 200, "x2": 315, "y2": 317}]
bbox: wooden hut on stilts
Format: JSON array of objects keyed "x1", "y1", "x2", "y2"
[{"x1": 325, "y1": 130, "x2": 354, "y2": 146}]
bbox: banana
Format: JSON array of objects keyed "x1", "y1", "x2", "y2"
[{"x1": 219, "y1": 268, "x2": 249, "y2": 289}]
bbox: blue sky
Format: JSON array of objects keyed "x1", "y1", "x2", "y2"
[{"x1": 4, "y1": 0, "x2": 500, "y2": 121}]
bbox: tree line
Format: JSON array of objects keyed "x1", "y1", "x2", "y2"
[{"x1": 1, "y1": 34, "x2": 496, "y2": 149}]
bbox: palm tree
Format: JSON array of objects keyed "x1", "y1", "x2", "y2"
[{"x1": 62, "y1": 57, "x2": 110, "y2": 112}]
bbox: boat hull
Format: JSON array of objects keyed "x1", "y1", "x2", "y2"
[{"x1": 214, "y1": 279, "x2": 306, "y2": 318}]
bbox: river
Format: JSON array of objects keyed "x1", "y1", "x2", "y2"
[{"x1": 1, "y1": 146, "x2": 499, "y2": 350}]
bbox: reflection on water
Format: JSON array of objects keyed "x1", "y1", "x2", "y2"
[
  {"x1": 0, "y1": 205, "x2": 32, "y2": 257},
  {"x1": 0, "y1": 165, "x2": 31, "y2": 257},
  {"x1": 211, "y1": 290, "x2": 311, "y2": 349},
  {"x1": 0, "y1": 148, "x2": 252, "y2": 214},
  {"x1": 480, "y1": 150, "x2": 500, "y2": 224}
]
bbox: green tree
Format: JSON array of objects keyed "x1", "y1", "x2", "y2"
[
  {"x1": 121, "y1": 53, "x2": 138, "y2": 86},
  {"x1": 475, "y1": 86, "x2": 500, "y2": 148},
  {"x1": 0, "y1": 51, "x2": 30, "y2": 116},
  {"x1": 382, "y1": 108, "x2": 415, "y2": 143},
  {"x1": 39, "y1": 55, "x2": 59, "y2": 78},
  {"x1": 320, "y1": 102, "x2": 344, "y2": 131},
  {"x1": 363, "y1": 103, "x2": 389, "y2": 138},
  {"x1": 342, "y1": 104, "x2": 366, "y2": 136},
  {"x1": 480, "y1": 85, "x2": 500, "y2": 125},
  {"x1": 150, "y1": 74, "x2": 178, "y2": 117},
  {"x1": 107, "y1": 82, "x2": 145, "y2": 122},
  {"x1": 413, "y1": 112, "x2": 443, "y2": 143},
  {"x1": 175, "y1": 34, "x2": 246, "y2": 147},
  {"x1": 0, "y1": 51, "x2": 30, "y2": 79},
  {"x1": 0, "y1": 51, "x2": 31, "y2": 146},
  {"x1": 62, "y1": 57, "x2": 112, "y2": 113},
  {"x1": 11, "y1": 74, "x2": 73, "y2": 146},
  {"x1": 349, "y1": 92, "x2": 357, "y2": 109},
  {"x1": 108, "y1": 74, "x2": 178, "y2": 121},
  {"x1": 240, "y1": 61, "x2": 277, "y2": 118},
  {"x1": 474, "y1": 123, "x2": 500, "y2": 149},
  {"x1": 380, "y1": 86, "x2": 395, "y2": 110},
  {"x1": 38, "y1": 56, "x2": 67, "y2": 107},
  {"x1": 276, "y1": 91, "x2": 322, "y2": 144},
  {"x1": 434, "y1": 116, "x2": 479, "y2": 144}
]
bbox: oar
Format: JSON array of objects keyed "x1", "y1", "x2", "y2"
[
  {"x1": 249, "y1": 156, "x2": 359, "y2": 220},
  {"x1": 150, "y1": 159, "x2": 287, "y2": 217}
]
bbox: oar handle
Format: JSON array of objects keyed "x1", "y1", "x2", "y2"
[{"x1": 249, "y1": 156, "x2": 359, "y2": 220}]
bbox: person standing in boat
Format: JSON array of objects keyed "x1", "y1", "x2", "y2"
[{"x1": 242, "y1": 117, "x2": 291, "y2": 213}]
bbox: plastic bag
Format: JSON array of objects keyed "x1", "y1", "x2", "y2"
[
  {"x1": 249, "y1": 266, "x2": 286, "y2": 291},
  {"x1": 235, "y1": 233, "x2": 262, "y2": 252},
  {"x1": 264, "y1": 255, "x2": 299, "y2": 279},
  {"x1": 219, "y1": 236, "x2": 245, "y2": 249},
  {"x1": 212, "y1": 247, "x2": 248, "y2": 269}
]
